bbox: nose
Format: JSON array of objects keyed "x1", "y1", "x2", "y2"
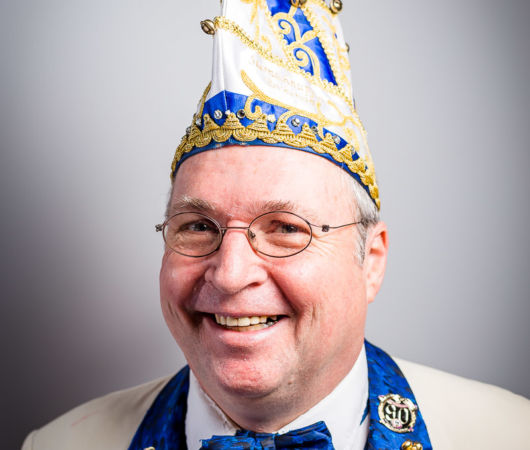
[{"x1": 204, "y1": 225, "x2": 267, "y2": 295}]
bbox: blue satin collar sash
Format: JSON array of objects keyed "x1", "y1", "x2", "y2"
[{"x1": 128, "y1": 341, "x2": 432, "y2": 449}]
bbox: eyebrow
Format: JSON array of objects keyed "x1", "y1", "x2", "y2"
[
  {"x1": 248, "y1": 200, "x2": 320, "y2": 222},
  {"x1": 167, "y1": 196, "x2": 321, "y2": 223},
  {"x1": 167, "y1": 195, "x2": 217, "y2": 217}
]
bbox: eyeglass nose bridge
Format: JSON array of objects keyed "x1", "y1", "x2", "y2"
[
  {"x1": 218, "y1": 225, "x2": 257, "y2": 243},
  {"x1": 212, "y1": 225, "x2": 258, "y2": 255},
  {"x1": 219, "y1": 225, "x2": 250, "y2": 233}
]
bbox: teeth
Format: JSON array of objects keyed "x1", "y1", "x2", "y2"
[
  {"x1": 238, "y1": 317, "x2": 250, "y2": 326},
  {"x1": 214, "y1": 314, "x2": 226, "y2": 325},
  {"x1": 226, "y1": 316, "x2": 238, "y2": 327},
  {"x1": 214, "y1": 314, "x2": 280, "y2": 329}
]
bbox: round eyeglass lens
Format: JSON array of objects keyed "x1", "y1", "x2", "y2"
[
  {"x1": 249, "y1": 211, "x2": 312, "y2": 257},
  {"x1": 164, "y1": 212, "x2": 221, "y2": 257}
]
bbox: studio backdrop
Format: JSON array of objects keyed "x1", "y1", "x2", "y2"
[{"x1": 1, "y1": 0, "x2": 529, "y2": 448}]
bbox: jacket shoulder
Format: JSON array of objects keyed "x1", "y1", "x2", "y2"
[
  {"x1": 394, "y1": 357, "x2": 530, "y2": 450},
  {"x1": 22, "y1": 375, "x2": 172, "y2": 450}
]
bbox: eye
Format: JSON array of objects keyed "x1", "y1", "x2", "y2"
[
  {"x1": 165, "y1": 213, "x2": 220, "y2": 238},
  {"x1": 179, "y1": 219, "x2": 217, "y2": 233},
  {"x1": 251, "y1": 212, "x2": 311, "y2": 237},
  {"x1": 270, "y1": 220, "x2": 301, "y2": 234}
]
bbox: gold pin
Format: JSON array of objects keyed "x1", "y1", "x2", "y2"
[
  {"x1": 401, "y1": 440, "x2": 423, "y2": 450},
  {"x1": 329, "y1": 0, "x2": 343, "y2": 14},
  {"x1": 200, "y1": 19, "x2": 216, "y2": 35},
  {"x1": 378, "y1": 393, "x2": 418, "y2": 433}
]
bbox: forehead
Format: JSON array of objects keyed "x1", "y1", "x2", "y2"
[{"x1": 170, "y1": 146, "x2": 354, "y2": 220}]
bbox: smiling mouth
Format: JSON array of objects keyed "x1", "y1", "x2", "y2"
[{"x1": 213, "y1": 314, "x2": 281, "y2": 331}]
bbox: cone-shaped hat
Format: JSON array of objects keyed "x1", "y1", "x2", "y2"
[{"x1": 172, "y1": 0, "x2": 379, "y2": 208}]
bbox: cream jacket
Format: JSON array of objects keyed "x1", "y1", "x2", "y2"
[{"x1": 22, "y1": 359, "x2": 530, "y2": 450}]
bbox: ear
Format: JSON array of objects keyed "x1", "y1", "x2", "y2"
[{"x1": 363, "y1": 221, "x2": 388, "y2": 304}]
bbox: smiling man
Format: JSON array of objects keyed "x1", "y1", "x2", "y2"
[
  {"x1": 159, "y1": 146, "x2": 386, "y2": 441},
  {"x1": 22, "y1": 1, "x2": 529, "y2": 449}
]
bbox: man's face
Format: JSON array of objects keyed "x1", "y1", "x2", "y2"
[{"x1": 160, "y1": 146, "x2": 384, "y2": 411}]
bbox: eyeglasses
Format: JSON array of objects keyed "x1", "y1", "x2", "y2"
[{"x1": 155, "y1": 210, "x2": 360, "y2": 258}]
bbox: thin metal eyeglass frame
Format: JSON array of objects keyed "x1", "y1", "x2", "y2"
[{"x1": 155, "y1": 210, "x2": 361, "y2": 258}]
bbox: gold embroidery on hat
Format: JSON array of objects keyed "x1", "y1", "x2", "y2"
[
  {"x1": 266, "y1": 1, "x2": 361, "y2": 155},
  {"x1": 214, "y1": 15, "x2": 355, "y2": 112},
  {"x1": 214, "y1": 10, "x2": 373, "y2": 163},
  {"x1": 172, "y1": 114, "x2": 379, "y2": 209},
  {"x1": 272, "y1": 7, "x2": 322, "y2": 79},
  {"x1": 171, "y1": 2, "x2": 380, "y2": 208},
  {"x1": 317, "y1": 10, "x2": 351, "y2": 77},
  {"x1": 302, "y1": 3, "x2": 350, "y2": 93},
  {"x1": 241, "y1": 70, "x2": 367, "y2": 168}
]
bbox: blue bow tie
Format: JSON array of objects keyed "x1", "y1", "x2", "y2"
[{"x1": 199, "y1": 420, "x2": 334, "y2": 449}]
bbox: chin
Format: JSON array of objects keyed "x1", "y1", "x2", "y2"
[{"x1": 200, "y1": 356, "x2": 290, "y2": 400}]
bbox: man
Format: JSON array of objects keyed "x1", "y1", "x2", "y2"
[{"x1": 22, "y1": 0, "x2": 529, "y2": 449}]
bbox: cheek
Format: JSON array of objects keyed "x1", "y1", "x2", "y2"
[
  {"x1": 272, "y1": 255, "x2": 367, "y2": 337},
  {"x1": 277, "y1": 249, "x2": 364, "y2": 302},
  {"x1": 159, "y1": 251, "x2": 203, "y2": 329}
]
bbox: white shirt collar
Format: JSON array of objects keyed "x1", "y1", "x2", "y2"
[{"x1": 186, "y1": 344, "x2": 369, "y2": 450}]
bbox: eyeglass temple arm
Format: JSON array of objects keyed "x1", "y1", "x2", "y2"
[
  {"x1": 155, "y1": 224, "x2": 163, "y2": 232},
  {"x1": 316, "y1": 221, "x2": 362, "y2": 233}
]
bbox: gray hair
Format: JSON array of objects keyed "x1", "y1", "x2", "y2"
[{"x1": 344, "y1": 174, "x2": 380, "y2": 265}]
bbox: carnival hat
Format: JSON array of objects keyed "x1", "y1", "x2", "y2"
[{"x1": 172, "y1": 0, "x2": 379, "y2": 208}]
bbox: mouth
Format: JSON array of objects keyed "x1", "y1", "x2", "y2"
[{"x1": 213, "y1": 314, "x2": 282, "y2": 332}]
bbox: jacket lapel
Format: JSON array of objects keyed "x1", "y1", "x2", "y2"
[
  {"x1": 128, "y1": 366, "x2": 189, "y2": 450},
  {"x1": 365, "y1": 341, "x2": 432, "y2": 450}
]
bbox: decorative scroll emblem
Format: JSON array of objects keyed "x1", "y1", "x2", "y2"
[{"x1": 378, "y1": 393, "x2": 418, "y2": 433}]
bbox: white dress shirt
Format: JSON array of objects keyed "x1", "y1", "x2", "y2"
[{"x1": 186, "y1": 344, "x2": 369, "y2": 450}]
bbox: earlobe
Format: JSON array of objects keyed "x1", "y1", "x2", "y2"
[{"x1": 363, "y1": 221, "x2": 389, "y2": 304}]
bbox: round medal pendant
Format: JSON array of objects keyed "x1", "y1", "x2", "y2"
[{"x1": 378, "y1": 393, "x2": 418, "y2": 433}]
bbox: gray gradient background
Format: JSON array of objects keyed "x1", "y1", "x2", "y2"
[{"x1": 1, "y1": 0, "x2": 529, "y2": 447}]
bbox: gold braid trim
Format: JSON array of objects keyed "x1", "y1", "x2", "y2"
[{"x1": 172, "y1": 108, "x2": 380, "y2": 208}]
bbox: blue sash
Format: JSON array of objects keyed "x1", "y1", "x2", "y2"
[{"x1": 128, "y1": 341, "x2": 432, "y2": 449}]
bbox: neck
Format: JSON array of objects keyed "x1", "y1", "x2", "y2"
[{"x1": 218, "y1": 385, "x2": 333, "y2": 432}]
